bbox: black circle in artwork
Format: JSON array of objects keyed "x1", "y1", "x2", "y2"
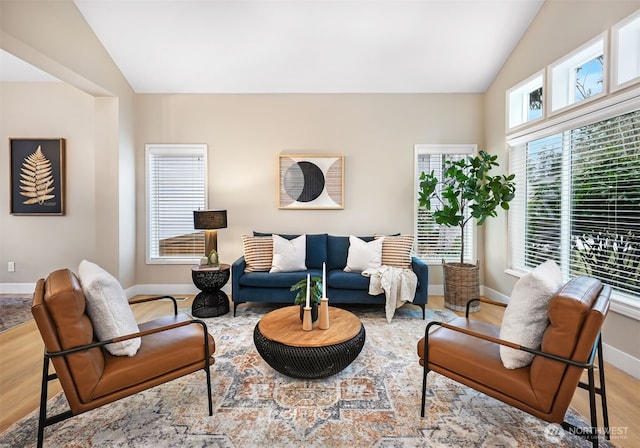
[{"x1": 297, "y1": 161, "x2": 325, "y2": 202}]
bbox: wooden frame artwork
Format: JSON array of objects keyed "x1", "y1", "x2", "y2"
[
  {"x1": 9, "y1": 138, "x2": 66, "y2": 215},
  {"x1": 278, "y1": 154, "x2": 344, "y2": 209}
]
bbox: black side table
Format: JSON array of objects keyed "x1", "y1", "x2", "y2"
[{"x1": 191, "y1": 264, "x2": 230, "y2": 318}]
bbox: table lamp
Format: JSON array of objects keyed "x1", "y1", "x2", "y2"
[{"x1": 193, "y1": 210, "x2": 228, "y2": 263}]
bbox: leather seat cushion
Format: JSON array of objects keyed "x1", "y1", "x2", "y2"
[
  {"x1": 417, "y1": 317, "x2": 540, "y2": 410},
  {"x1": 90, "y1": 315, "x2": 215, "y2": 400}
]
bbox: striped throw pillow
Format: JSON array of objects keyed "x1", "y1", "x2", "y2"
[
  {"x1": 242, "y1": 235, "x2": 273, "y2": 272},
  {"x1": 376, "y1": 234, "x2": 414, "y2": 268}
]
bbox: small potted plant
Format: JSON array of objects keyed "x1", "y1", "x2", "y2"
[
  {"x1": 418, "y1": 150, "x2": 515, "y2": 311},
  {"x1": 206, "y1": 249, "x2": 220, "y2": 267},
  {"x1": 291, "y1": 276, "x2": 322, "y2": 321}
]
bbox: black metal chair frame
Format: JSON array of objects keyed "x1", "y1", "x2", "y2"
[
  {"x1": 36, "y1": 296, "x2": 213, "y2": 448},
  {"x1": 420, "y1": 298, "x2": 610, "y2": 447}
]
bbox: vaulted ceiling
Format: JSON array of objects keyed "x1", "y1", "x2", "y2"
[{"x1": 1, "y1": 0, "x2": 545, "y2": 94}]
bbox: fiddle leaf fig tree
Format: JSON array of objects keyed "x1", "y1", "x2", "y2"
[{"x1": 418, "y1": 150, "x2": 516, "y2": 264}]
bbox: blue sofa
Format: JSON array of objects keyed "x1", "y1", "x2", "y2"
[{"x1": 231, "y1": 233, "x2": 429, "y2": 318}]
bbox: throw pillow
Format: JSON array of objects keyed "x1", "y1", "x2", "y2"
[
  {"x1": 270, "y1": 234, "x2": 307, "y2": 273},
  {"x1": 499, "y1": 260, "x2": 564, "y2": 369},
  {"x1": 376, "y1": 234, "x2": 414, "y2": 268},
  {"x1": 77, "y1": 260, "x2": 141, "y2": 357},
  {"x1": 344, "y1": 235, "x2": 384, "y2": 272},
  {"x1": 242, "y1": 235, "x2": 273, "y2": 272}
]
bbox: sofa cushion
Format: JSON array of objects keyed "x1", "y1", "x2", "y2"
[
  {"x1": 328, "y1": 270, "x2": 371, "y2": 290},
  {"x1": 376, "y1": 234, "x2": 414, "y2": 268},
  {"x1": 499, "y1": 260, "x2": 564, "y2": 369},
  {"x1": 327, "y1": 235, "x2": 374, "y2": 270},
  {"x1": 344, "y1": 235, "x2": 384, "y2": 272},
  {"x1": 254, "y1": 232, "x2": 327, "y2": 269},
  {"x1": 242, "y1": 235, "x2": 273, "y2": 272},
  {"x1": 270, "y1": 234, "x2": 307, "y2": 272},
  {"x1": 239, "y1": 270, "x2": 321, "y2": 288},
  {"x1": 78, "y1": 260, "x2": 141, "y2": 357}
]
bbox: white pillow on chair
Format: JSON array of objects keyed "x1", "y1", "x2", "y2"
[
  {"x1": 499, "y1": 260, "x2": 563, "y2": 369},
  {"x1": 78, "y1": 260, "x2": 141, "y2": 356}
]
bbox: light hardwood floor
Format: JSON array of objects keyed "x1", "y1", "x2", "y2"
[{"x1": 1, "y1": 295, "x2": 638, "y2": 447}]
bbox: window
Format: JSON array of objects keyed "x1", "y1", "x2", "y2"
[
  {"x1": 507, "y1": 71, "x2": 544, "y2": 129},
  {"x1": 549, "y1": 34, "x2": 606, "y2": 113},
  {"x1": 146, "y1": 144, "x2": 207, "y2": 263},
  {"x1": 612, "y1": 9, "x2": 640, "y2": 91},
  {"x1": 414, "y1": 144, "x2": 476, "y2": 264},
  {"x1": 509, "y1": 109, "x2": 640, "y2": 310}
]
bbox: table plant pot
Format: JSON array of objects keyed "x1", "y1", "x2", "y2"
[
  {"x1": 290, "y1": 275, "x2": 322, "y2": 322},
  {"x1": 299, "y1": 302, "x2": 319, "y2": 322}
]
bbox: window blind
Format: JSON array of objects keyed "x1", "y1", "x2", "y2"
[
  {"x1": 146, "y1": 144, "x2": 207, "y2": 262},
  {"x1": 414, "y1": 145, "x2": 475, "y2": 264},
  {"x1": 509, "y1": 109, "x2": 640, "y2": 298}
]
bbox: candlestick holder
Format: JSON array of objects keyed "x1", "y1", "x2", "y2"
[
  {"x1": 319, "y1": 298, "x2": 330, "y2": 329},
  {"x1": 302, "y1": 306, "x2": 313, "y2": 331}
]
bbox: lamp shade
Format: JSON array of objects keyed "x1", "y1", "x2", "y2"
[{"x1": 193, "y1": 210, "x2": 228, "y2": 229}]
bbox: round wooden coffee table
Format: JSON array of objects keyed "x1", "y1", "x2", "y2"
[{"x1": 253, "y1": 306, "x2": 366, "y2": 379}]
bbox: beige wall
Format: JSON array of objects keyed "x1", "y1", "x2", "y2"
[
  {"x1": 0, "y1": 0, "x2": 136, "y2": 285},
  {"x1": 135, "y1": 93, "x2": 484, "y2": 286},
  {"x1": 0, "y1": 0, "x2": 637, "y2": 373},
  {"x1": 483, "y1": 0, "x2": 640, "y2": 365},
  {"x1": 0, "y1": 82, "x2": 97, "y2": 283}
]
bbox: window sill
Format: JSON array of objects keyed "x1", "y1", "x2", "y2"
[
  {"x1": 610, "y1": 292, "x2": 640, "y2": 321},
  {"x1": 506, "y1": 269, "x2": 640, "y2": 321},
  {"x1": 146, "y1": 258, "x2": 202, "y2": 265}
]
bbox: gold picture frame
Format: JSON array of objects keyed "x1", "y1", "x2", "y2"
[
  {"x1": 278, "y1": 154, "x2": 344, "y2": 209},
  {"x1": 9, "y1": 138, "x2": 66, "y2": 215}
]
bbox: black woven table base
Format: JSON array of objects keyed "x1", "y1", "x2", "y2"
[
  {"x1": 192, "y1": 290, "x2": 229, "y2": 318},
  {"x1": 253, "y1": 324, "x2": 366, "y2": 379}
]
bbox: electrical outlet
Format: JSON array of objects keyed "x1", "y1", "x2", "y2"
[{"x1": 8, "y1": 261, "x2": 15, "y2": 272}]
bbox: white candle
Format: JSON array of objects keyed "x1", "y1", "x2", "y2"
[
  {"x1": 306, "y1": 274, "x2": 310, "y2": 308},
  {"x1": 322, "y1": 262, "x2": 326, "y2": 298}
]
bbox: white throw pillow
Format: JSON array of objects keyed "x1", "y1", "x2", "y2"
[
  {"x1": 499, "y1": 260, "x2": 563, "y2": 369},
  {"x1": 78, "y1": 260, "x2": 141, "y2": 357},
  {"x1": 344, "y1": 235, "x2": 384, "y2": 272},
  {"x1": 270, "y1": 234, "x2": 307, "y2": 273}
]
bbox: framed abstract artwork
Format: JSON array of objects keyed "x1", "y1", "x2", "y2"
[
  {"x1": 9, "y1": 138, "x2": 66, "y2": 215},
  {"x1": 278, "y1": 154, "x2": 344, "y2": 209}
]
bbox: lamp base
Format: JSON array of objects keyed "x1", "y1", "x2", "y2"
[{"x1": 204, "y1": 230, "x2": 218, "y2": 257}]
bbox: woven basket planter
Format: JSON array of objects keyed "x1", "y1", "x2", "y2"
[{"x1": 442, "y1": 260, "x2": 480, "y2": 312}]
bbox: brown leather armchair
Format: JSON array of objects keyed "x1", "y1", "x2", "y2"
[
  {"x1": 31, "y1": 268, "x2": 216, "y2": 448},
  {"x1": 417, "y1": 276, "x2": 611, "y2": 447}
]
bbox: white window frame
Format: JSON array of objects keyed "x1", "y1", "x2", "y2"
[
  {"x1": 145, "y1": 143, "x2": 208, "y2": 264},
  {"x1": 506, "y1": 70, "x2": 545, "y2": 131},
  {"x1": 611, "y1": 9, "x2": 640, "y2": 92},
  {"x1": 507, "y1": 89, "x2": 640, "y2": 320},
  {"x1": 548, "y1": 32, "x2": 607, "y2": 115},
  {"x1": 414, "y1": 144, "x2": 477, "y2": 265}
]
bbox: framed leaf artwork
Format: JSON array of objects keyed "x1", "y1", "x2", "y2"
[
  {"x1": 278, "y1": 154, "x2": 344, "y2": 209},
  {"x1": 9, "y1": 138, "x2": 66, "y2": 215}
]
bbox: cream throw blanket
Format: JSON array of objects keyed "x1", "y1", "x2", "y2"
[{"x1": 362, "y1": 265, "x2": 418, "y2": 322}]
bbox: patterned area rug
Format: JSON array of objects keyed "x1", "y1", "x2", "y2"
[
  {"x1": 0, "y1": 297, "x2": 32, "y2": 332},
  {"x1": 0, "y1": 304, "x2": 611, "y2": 447}
]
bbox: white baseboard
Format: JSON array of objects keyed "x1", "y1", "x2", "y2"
[
  {"x1": 428, "y1": 285, "x2": 509, "y2": 304},
  {"x1": 603, "y1": 343, "x2": 640, "y2": 379},
  {"x1": 0, "y1": 283, "x2": 36, "y2": 294},
  {"x1": 126, "y1": 283, "x2": 231, "y2": 299}
]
